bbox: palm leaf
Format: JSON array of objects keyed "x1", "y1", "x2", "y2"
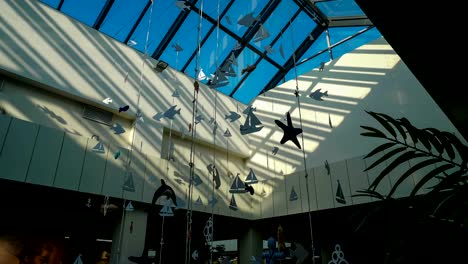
[
  {"x1": 364, "y1": 142, "x2": 397, "y2": 159},
  {"x1": 423, "y1": 128, "x2": 444, "y2": 155},
  {"x1": 425, "y1": 128, "x2": 455, "y2": 160},
  {"x1": 387, "y1": 158, "x2": 442, "y2": 197},
  {"x1": 369, "y1": 151, "x2": 426, "y2": 190},
  {"x1": 398, "y1": 117, "x2": 418, "y2": 145},
  {"x1": 410, "y1": 164, "x2": 455, "y2": 197},
  {"x1": 429, "y1": 168, "x2": 465, "y2": 193},
  {"x1": 364, "y1": 147, "x2": 407, "y2": 172},
  {"x1": 360, "y1": 125, "x2": 387, "y2": 138},
  {"x1": 416, "y1": 129, "x2": 432, "y2": 152},
  {"x1": 376, "y1": 112, "x2": 407, "y2": 142},
  {"x1": 441, "y1": 131, "x2": 468, "y2": 163},
  {"x1": 352, "y1": 189, "x2": 386, "y2": 200},
  {"x1": 366, "y1": 111, "x2": 397, "y2": 138}
]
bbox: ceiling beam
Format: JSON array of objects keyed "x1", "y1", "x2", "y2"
[
  {"x1": 93, "y1": 0, "x2": 115, "y2": 30},
  {"x1": 328, "y1": 15, "x2": 373, "y2": 27}
]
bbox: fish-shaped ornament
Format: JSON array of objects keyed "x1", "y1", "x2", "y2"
[
  {"x1": 164, "y1": 105, "x2": 181, "y2": 120},
  {"x1": 264, "y1": 45, "x2": 275, "y2": 54},
  {"x1": 225, "y1": 111, "x2": 241, "y2": 122},
  {"x1": 272, "y1": 147, "x2": 279, "y2": 155},
  {"x1": 309, "y1": 88, "x2": 328, "y2": 101},
  {"x1": 111, "y1": 123, "x2": 126, "y2": 135},
  {"x1": 175, "y1": 0, "x2": 190, "y2": 11},
  {"x1": 119, "y1": 105, "x2": 129, "y2": 113},
  {"x1": 172, "y1": 43, "x2": 183, "y2": 52},
  {"x1": 275, "y1": 112, "x2": 303, "y2": 149},
  {"x1": 195, "y1": 114, "x2": 204, "y2": 124},
  {"x1": 241, "y1": 64, "x2": 256, "y2": 74},
  {"x1": 237, "y1": 12, "x2": 256, "y2": 27}
]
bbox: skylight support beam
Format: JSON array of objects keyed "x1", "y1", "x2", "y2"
[
  {"x1": 293, "y1": 0, "x2": 328, "y2": 27},
  {"x1": 229, "y1": 8, "x2": 303, "y2": 97},
  {"x1": 328, "y1": 16, "x2": 373, "y2": 27},
  {"x1": 181, "y1": 0, "x2": 236, "y2": 73},
  {"x1": 57, "y1": 0, "x2": 65, "y2": 10},
  {"x1": 189, "y1": 3, "x2": 284, "y2": 70},
  {"x1": 93, "y1": 0, "x2": 115, "y2": 30},
  {"x1": 296, "y1": 25, "x2": 374, "y2": 67},
  {"x1": 151, "y1": 0, "x2": 199, "y2": 59},
  {"x1": 124, "y1": 0, "x2": 152, "y2": 45},
  {"x1": 261, "y1": 26, "x2": 325, "y2": 93}
]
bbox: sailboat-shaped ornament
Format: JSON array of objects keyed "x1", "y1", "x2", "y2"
[
  {"x1": 240, "y1": 107, "x2": 263, "y2": 135},
  {"x1": 229, "y1": 194, "x2": 238, "y2": 210},
  {"x1": 229, "y1": 174, "x2": 247, "y2": 193},
  {"x1": 244, "y1": 168, "x2": 258, "y2": 184},
  {"x1": 253, "y1": 24, "x2": 270, "y2": 42},
  {"x1": 335, "y1": 180, "x2": 346, "y2": 204}
]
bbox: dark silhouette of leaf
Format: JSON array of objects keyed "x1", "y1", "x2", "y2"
[
  {"x1": 430, "y1": 168, "x2": 465, "y2": 193},
  {"x1": 364, "y1": 142, "x2": 397, "y2": 159},
  {"x1": 410, "y1": 164, "x2": 455, "y2": 197},
  {"x1": 425, "y1": 128, "x2": 455, "y2": 160},
  {"x1": 441, "y1": 132, "x2": 468, "y2": 163},
  {"x1": 366, "y1": 111, "x2": 397, "y2": 138},
  {"x1": 387, "y1": 158, "x2": 442, "y2": 197},
  {"x1": 377, "y1": 112, "x2": 407, "y2": 141},
  {"x1": 361, "y1": 132, "x2": 387, "y2": 139},
  {"x1": 416, "y1": 129, "x2": 432, "y2": 152},
  {"x1": 370, "y1": 151, "x2": 427, "y2": 191},
  {"x1": 398, "y1": 117, "x2": 418, "y2": 145},
  {"x1": 352, "y1": 189, "x2": 386, "y2": 200},
  {"x1": 423, "y1": 128, "x2": 444, "y2": 155},
  {"x1": 365, "y1": 147, "x2": 407, "y2": 172}
]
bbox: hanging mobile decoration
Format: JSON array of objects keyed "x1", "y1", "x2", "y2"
[
  {"x1": 240, "y1": 105, "x2": 264, "y2": 135},
  {"x1": 111, "y1": 123, "x2": 126, "y2": 135},
  {"x1": 175, "y1": 0, "x2": 190, "y2": 11},
  {"x1": 203, "y1": 217, "x2": 214, "y2": 243},
  {"x1": 118, "y1": 105, "x2": 130, "y2": 113},
  {"x1": 207, "y1": 164, "x2": 221, "y2": 189},
  {"x1": 325, "y1": 160, "x2": 330, "y2": 175},
  {"x1": 122, "y1": 171, "x2": 135, "y2": 192},
  {"x1": 159, "y1": 199, "x2": 174, "y2": 217},
  {"x1": 290, "y1": 186, "x2": 298, "y2": 201},
  {"x1": 223, "y1": 128, "x2": 232, "y2": 137},
  {"x1": 335, "y1": 180, "x2": 346, "y2": 205},
  {"x1": 272, "y1": 146, "x2": 279, "y2": 155},
  {"x1": 229, "y1": 173, "x2": 247, "y2": 193},
  {"x1": 73, "y1": 254, "x2": 83, "y2": 264},
  {"x1": 229, "y1": 194, "x2": 238, "y2": 210},
  {"x1": 102, "y1": 97, "x2": 113, "y2": 104},
  {"x1": 86, "y1": 198, "x2": 91, "y2": 208},
  {"x1": 237, "y1": 12, "x2": 256, "y2": 27},
  {"x1": 92, "y1": 137, "x2": 105, "y2": 153},
  {"x1": 195, "y1": 196, "x2": 203, "y2": 206},
  {"x1": 103, "y1": 196, "x2": 110, "y2": 216},
  {"x1": 309, "y1": 88, "x2": 328, "y2": 101},
  {"x1": 275, "y1": 112, "x2": 303, "y2": 149},
  {"x1": 126, "y1": 201, "x2": 134, "y2": 211},
  {"x1": 225, "y1": 111, "x2": 241, "y2": 122},
  {"x1": 114, "y1": 149, "x2": 121, "y2": 160},
  {"x1": 329, "y1": 244, "x2": 348, "y2": 264},
  {"x1": 244, "y1": 168, "x2": 259, "y2": 184}
]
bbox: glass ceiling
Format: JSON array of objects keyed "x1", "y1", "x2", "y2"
[{"x1": 38, "y1": 0, "x2": 382, "y2": 105}]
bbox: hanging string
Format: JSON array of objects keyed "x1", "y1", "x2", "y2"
[
  {"x1": 185, "y1": 1, "x2": 204, "y2": 263},
  {"x1": 287, "y1": 2, "x2": 316, "y2": 263},
  {"x1": 115, "y1": 1, "x2": 155, "y2": 263}
]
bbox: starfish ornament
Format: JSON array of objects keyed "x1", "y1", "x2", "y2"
[{"x1": 275, "y1": 111, "x2": 303, "y2": 149}]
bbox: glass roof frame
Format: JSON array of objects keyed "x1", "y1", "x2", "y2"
[{"x1": 39, "y1": 0, "x2": 380, "y2": 105}]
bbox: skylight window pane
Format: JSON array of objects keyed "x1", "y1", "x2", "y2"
[
  {"x1": 129, "y1": 1, "x2": 181, "y2": 54},
  {"x1": 218, "y1": 47, "x2": 259, "y2": 95},
  {"x1": 184, "y1": 29, "x2": 238, "y2": 93},
  {"x1": 315, "y1": 0, "x2": 365, "y2": 17},
  {"x1": 39, "y1": 0, "x2": 60, "y2": 8},
  {"x1": 99, "y1": 0, "x2": 149, "y2": 42},
  {"x1": 328, "y1": 27, "x2": 382, "y2": 58},
  {"x1": 223, "y1": 0, "x2": 269, "y2": 37},
  {"x1": 270, "y1": 12, "x2": 317, "y2": 65},
  {"x1": 233, "y1": 60, "x2": 276, "y2": 104},
  {"x1": 60, "y1": 0, "x2": 107, "y2": 27},
  {"x1": 195, "y1": 0, "x2": 232, "y2": 18},
  {"x1": 250, "y1": 0, "x2": 298, "y2": 51},
  {"x1": 158, "y1": 13, "x2": 211, "y2": 71}
]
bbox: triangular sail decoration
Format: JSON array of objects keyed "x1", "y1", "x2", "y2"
[
  {"x1": 237, "y1": 12, "x2": 256, "y2": 27},
  {"x1": 196, "y1": 195, "x2": 203, "y2": 205},
  {"x1": 123, "y1": 171, "x2": 135, "y2": 192},
  {"x1": 208, "y1": 195, "x2": 218, "y2": 207},
  {"x1": 73, "y1": 255, "x2": 83, "y2": 264},
  {"x1": 244, "y1": 168, "x2": 258, "y2": 184},
  {"x1": 125, "y1": 201, "x2": 134, "y2": 211},
  {"x1": 290, "y1": 186, "x2": 298, "y2": 201},
  {"x1": 240, "y1": 106, "x2": 263, "y2": 135},
  {"x1": 159, "y1": 202, "x2": 174, "y2": 217},
  {"x1": 223, "y1": 128, "x2": 232, "y2": 137},
  {"x1": 335, "y1": 180, "x2": 346, "y2": 204},
  {"x1": 253, "y1": 24, "x2": 270, "y2": 42},
  {"x1": 197, "y1": 68, "x2": 207, "y2": 81},
  {"x1": 172, "y1": 89, "x2": 180, "y2": 98},
  {"x1": 92, "y1": 141, "x2": 105, "y2": 153},
  {"x1": 229, "y1": 194, "x2": 238, "y2": 210},
  {"x1": 229, "y1": 174, "x2": 246, "y2": 193}
]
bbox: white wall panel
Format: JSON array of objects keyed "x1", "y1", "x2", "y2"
[
  {"x1": 273, "y1": 188, "x2": 287, "y2": 217},
  {"x1": 330, "y1": 160, "x2": 353, "y2": 207},
  {"x1": 101, "y1": 146, "x2": 129, "y2": 199},
  {"x1": 142, "y1": 156, "x2": 165, "y2": 204},
  {"x1": 26, "y1": 126, "x2": 64, "y2": 186},
  {"x1": 300, "y1": 168, "x2": 318, "y2": 213},
  {"x1": 0, "y1": 118, "x2": 38, "y2": 182},
  {"x1": 260, "y1": 182, "x2": 273, "y2": 218},
  {"x1": 314, "y1": 164, "x2": 335, "y2": 210},
  {"x1": 285, "y1": 172, "x2": 302, "y2": 215},
  {"x1": 0, "y1": 115, "x2": 11, "y2": 151},
  {"x1": 79, "y1": 139, "x2": 109, "y2": 194},
  {"x1": 54, "y1": 133, "x2": 87, "y2": 190},
  {"x1": 123, "y1": 150, "x2": 146, "y2": 202},
  {"x1": 346, "y1": 156, "x2": 371, "y2": 204}
]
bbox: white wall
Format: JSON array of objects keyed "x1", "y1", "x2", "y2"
[
  {"x1": 248, "y1": 37, "x2": 465, "y2": 218},
  {"x1": 0, "y1": 0, "x2": 250, "y2": 159}
]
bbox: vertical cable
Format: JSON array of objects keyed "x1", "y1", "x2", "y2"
[{"x1": 287, "y1": 2, "x2": 316, "y2": 262}]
